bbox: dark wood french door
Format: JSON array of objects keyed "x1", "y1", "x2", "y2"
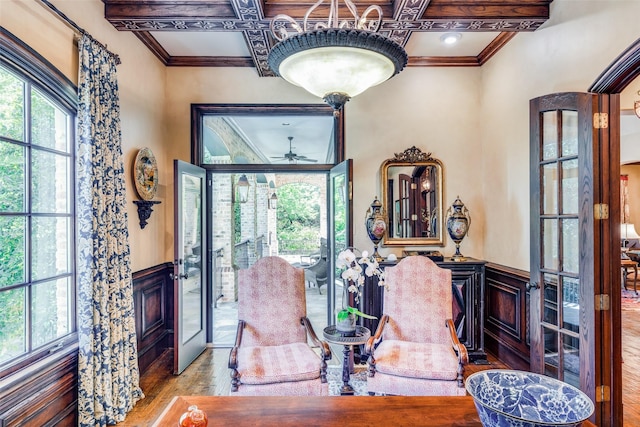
[{"x1": 530, "y1": 92, "x2": 618, "y2": 426}]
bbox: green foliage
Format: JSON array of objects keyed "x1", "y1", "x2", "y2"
[
  {"x1": 0, "y1": 66, "x2": 67, "y2": 364},
  {"x1": 277, "y1": 183, "x2": 321, "y2": 253},
  {"x1": 0, "y1": 216, "x2": 25, "y2": 287},
  {"x1": 31, "y1": 89, "x2": 63, "y2": 150},
  {"x1": 0, "y1": 141, "x2": 24, "y2": 212},
  {"x1": 0, "y1": 288, "x2": 25, "y2": 363},
  {"x1": 0, "y1": 66, "x2": 25, "y2": 141},
  {"x1": 234, "y1": 201, "x2": 241, "y2": 244}
]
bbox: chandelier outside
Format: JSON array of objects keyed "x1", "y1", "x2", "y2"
[{"x1": 267, "y1": 0, "x2": 408, "y2": 111}]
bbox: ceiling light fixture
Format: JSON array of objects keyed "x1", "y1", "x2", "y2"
[
  {"x1": 440, "y1": 32, "x2": 462, "y2": 45},
  {"x1": 267, "y1": 0, "x2": 408, "y2": 111}
]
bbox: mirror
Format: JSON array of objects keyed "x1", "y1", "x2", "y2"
[{"x1": 380, "y1": 146, "x2": 444, "y2": 246}]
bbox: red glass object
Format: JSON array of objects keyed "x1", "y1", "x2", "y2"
[{"x1": 179, "y1": 405, "x2": 208, "y2": 427}]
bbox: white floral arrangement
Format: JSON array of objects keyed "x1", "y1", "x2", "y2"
[{"x1": 336, "y1": 248, "x2": 386, "y2": 304}]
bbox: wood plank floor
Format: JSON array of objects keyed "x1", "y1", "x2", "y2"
[
  {"x1": 622, "y1": 297, "x2": 640, "y2": 425},
  {"x1": 113, "y1": 301, "x2": 640, "y2": 426},
  {"x1": 113, "y1": 347, "x2": 507, "y2": 426}
]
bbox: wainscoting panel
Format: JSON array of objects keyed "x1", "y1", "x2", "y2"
[
  {"x1": 133, "y1": 262, "x2": 174, "y2": 374},
  {"x1": 484, "y1": 263, "x2": 531, "y2": 370},
  {"x1": 0, "y1": 345, "x2": 78, "y2": 426},
  {"x1": 0, "y1": 262, "x2": 173, "y2": 426}
]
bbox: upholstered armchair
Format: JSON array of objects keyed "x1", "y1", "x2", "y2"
[
  {"x1": 364, "y1": 256, "x2": 468, "y2": 396},
  {"x1": 228, "y1": 256, "x2": 332, "y2": 395}
]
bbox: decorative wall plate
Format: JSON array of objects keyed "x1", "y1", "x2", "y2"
[{"x1": 134, "y1": 148, "x2": 158, "y2": 201}]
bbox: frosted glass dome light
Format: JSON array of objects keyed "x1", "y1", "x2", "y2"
[{"x1": 267, "y1": 0, "x2": 407, "y2": 110}]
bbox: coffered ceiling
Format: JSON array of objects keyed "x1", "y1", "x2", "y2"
[{"x1": 103, "y1": 0, "x2": 553, "y2": 77}]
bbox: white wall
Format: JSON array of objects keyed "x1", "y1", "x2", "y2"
[
  {"x1": 165, "y1": 65, "x2": 485, "y2": 261},
  {"x1": 1, "y1": 0, "x2": 168, "y2": 271},
  {"x1": 479, "y1": 0, "x2": 640, "y2": 270},
  {"x1": 7, "y1": 0, "x2": 640, "y2": 272}
]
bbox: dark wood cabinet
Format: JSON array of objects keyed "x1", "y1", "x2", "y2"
[{"x1": 360, "y1": 257, "x2": 487, "y2": 362}]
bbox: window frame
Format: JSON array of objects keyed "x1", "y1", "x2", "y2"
[{"x1": 0, "y1": 28, "x2": 78, "y2": 379}]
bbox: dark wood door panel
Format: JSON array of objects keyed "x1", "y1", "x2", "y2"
[{"x1": 484, "y1": 263, "x2": 530, "y2": 371}]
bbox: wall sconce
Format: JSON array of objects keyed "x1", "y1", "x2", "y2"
[
  {"x1": 635, "y1": 90, "x2": 640, "y2": 118},
  {"x1": 269, "y1": 192, "x2": 278, "y2": 209},
  {"x1": 236, "y1": 174, "x2": 250, "y2": 203}
]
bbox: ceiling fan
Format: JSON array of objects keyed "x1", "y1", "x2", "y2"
[{"x1": 271, "y1": 136, "x2": 318, "y2": 163}]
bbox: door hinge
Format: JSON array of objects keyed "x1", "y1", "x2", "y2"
[
  {"x1": 593, "y1": 112, "x2": 608, "y2": 129},
  {"x1": 348, "y1": 182, "x2": 353, "y2": 201},
  {"x1": 594, "y1": 203, "x2": 609, "y2": 220},
  {"x1": 596, "y1": 385, "x2": 610, "y2": 402},
  {"x1": 595, "y1": 294, "x2": 610, "y2": 311}
]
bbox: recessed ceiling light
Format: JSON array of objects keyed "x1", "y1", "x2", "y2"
[
  {"x1": 282, "y1": 122, "x2": 290, "y2": 126},
  {"x1": 440, "y1": 33, "x2": 462, "y2": 45}
]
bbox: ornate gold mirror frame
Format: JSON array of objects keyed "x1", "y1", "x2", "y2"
[{"x1": 380, "y1": 146, "x2": 444, "y2": 246}]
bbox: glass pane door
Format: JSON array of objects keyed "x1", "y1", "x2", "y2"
[
  {"x1": 529, "y1": 93, "x2": 605, "y2": 401},
  {"x1": 537, "y1": 109, "x2": 581, "y2": 386},
  {"x1": 173, "y1": 160, "x2": 207, "y2": 374},
  {"x1": 329, "y1": 160, "x2": 352, "y2": 326}
]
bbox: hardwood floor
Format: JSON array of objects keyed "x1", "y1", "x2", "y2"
[
  {"x1": 114, "y1": 299, "x2": 640, "y2": 426},
  {"x1": 113, "y1": 348, "x2": 507, "y2": 426},
  {"x1": 622, "y1": 296, "x2": 640, "y2": 425}
]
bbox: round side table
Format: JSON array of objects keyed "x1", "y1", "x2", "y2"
[{"x1": 323, "y1": 325, "x2": 371, "y2": 395}]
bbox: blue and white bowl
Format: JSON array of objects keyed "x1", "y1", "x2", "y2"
[{"x1": 466, "y1": 370, "x2": 594, "y2": 427}]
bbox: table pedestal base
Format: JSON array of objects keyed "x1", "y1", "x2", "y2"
[{"x1": 340, "y1": 345, "x2": 355, "y2": 395}]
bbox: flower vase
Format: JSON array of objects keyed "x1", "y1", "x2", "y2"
[{"x1": 336, "y1": 283, "x2": 356, "y2": 333}]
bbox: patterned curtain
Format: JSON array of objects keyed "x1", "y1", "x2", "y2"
[
  {"x1": 76, "y1": 34, "x2": 143, "y2": 426},
  {"x1": 622, "y1": 174, "x2": 630, "y2": 223}
]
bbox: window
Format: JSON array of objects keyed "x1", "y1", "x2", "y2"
[{"x1": 0, "y1": 32, "x2": 77, "y2": 376}]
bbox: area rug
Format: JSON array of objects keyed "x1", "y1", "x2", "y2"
[
  {"x1": 327, "y1": 365, "x2": 369, "y2": 396},
  {"x1": 622, "y1": 288, "x2": 640, "y2": 313},
  {"x1": 622, "y1": 288, "x2": 639, "y2": 301}
]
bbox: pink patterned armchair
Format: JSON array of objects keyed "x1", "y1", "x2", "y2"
[
  {"x1": 364, "y1": 256, "x2": 468, "y2": 396},
  {"x1": 228, "y1": 256, "x2": 332, "y2": 395}
]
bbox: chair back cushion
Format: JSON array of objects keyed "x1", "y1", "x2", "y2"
[
  {"x1": 382, "y1": 256, "x2": 452, "y2": 344},
  {"x1": 238, "y1": 256, "x2": 307, "y2": 346}
]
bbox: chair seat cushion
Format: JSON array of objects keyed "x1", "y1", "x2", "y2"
[
  {"x1": 237, "y1": 342, "x2": 322, "y2": 385},
  {"x1": 373, "y1": 340, "x2": 460, "y2": 381}
]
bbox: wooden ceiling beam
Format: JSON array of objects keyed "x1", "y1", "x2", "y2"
[
  {"x1": 104, "y1": 0, "x2": 236, "y2": 20},
  {"x1": 104, "y1": 0, "x2": 550, "y2": 22},
  {"x1": 107, "y1": 17, "x2": 546, "y2": 31},
  {"x1": 103, "y1": 0, "x2": 553, "y2": 72}
]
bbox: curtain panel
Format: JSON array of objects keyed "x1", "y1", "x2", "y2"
[
  {"x1": 622, "y1": 174, "x2": 630, "y2": 224},
  {"x1": 76, "y1": 34, "x2": 143, "y2": 426}
]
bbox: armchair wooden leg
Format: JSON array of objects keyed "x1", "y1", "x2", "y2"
[
  {"x1": 367, "y1": 355, "x2": 376, "y2": 378},
  {"x1": 320, "y1": 358, "x2": 328, "y2": 383},
  {"x1": 457, "y1": 363, "x2": 465, "y2": 388},
  {"x1": 230, "y1": 368, "x2": 240, "y2": 392}
]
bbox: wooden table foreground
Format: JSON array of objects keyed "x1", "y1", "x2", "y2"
[{"x1": 152, "y1": 395, "x2": 598, "y2": 427}]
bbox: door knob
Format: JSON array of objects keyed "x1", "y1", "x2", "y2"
[
  {"x1": 169, "y1": 272, "x2": 189, "y2": 280},
  {"x1": 526, "y1": 281, "x2": 540, "y2": 291}
]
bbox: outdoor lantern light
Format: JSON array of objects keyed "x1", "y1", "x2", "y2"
[
  {"x1": 269, "y1": 192, "x2": 278, "y2": 210},
  {"x1": 236, "y1": 174, "x2": 250, "y2": 204},
  {"x1": 267, "y1": 0, "x2": 407, "y2": 111}
]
